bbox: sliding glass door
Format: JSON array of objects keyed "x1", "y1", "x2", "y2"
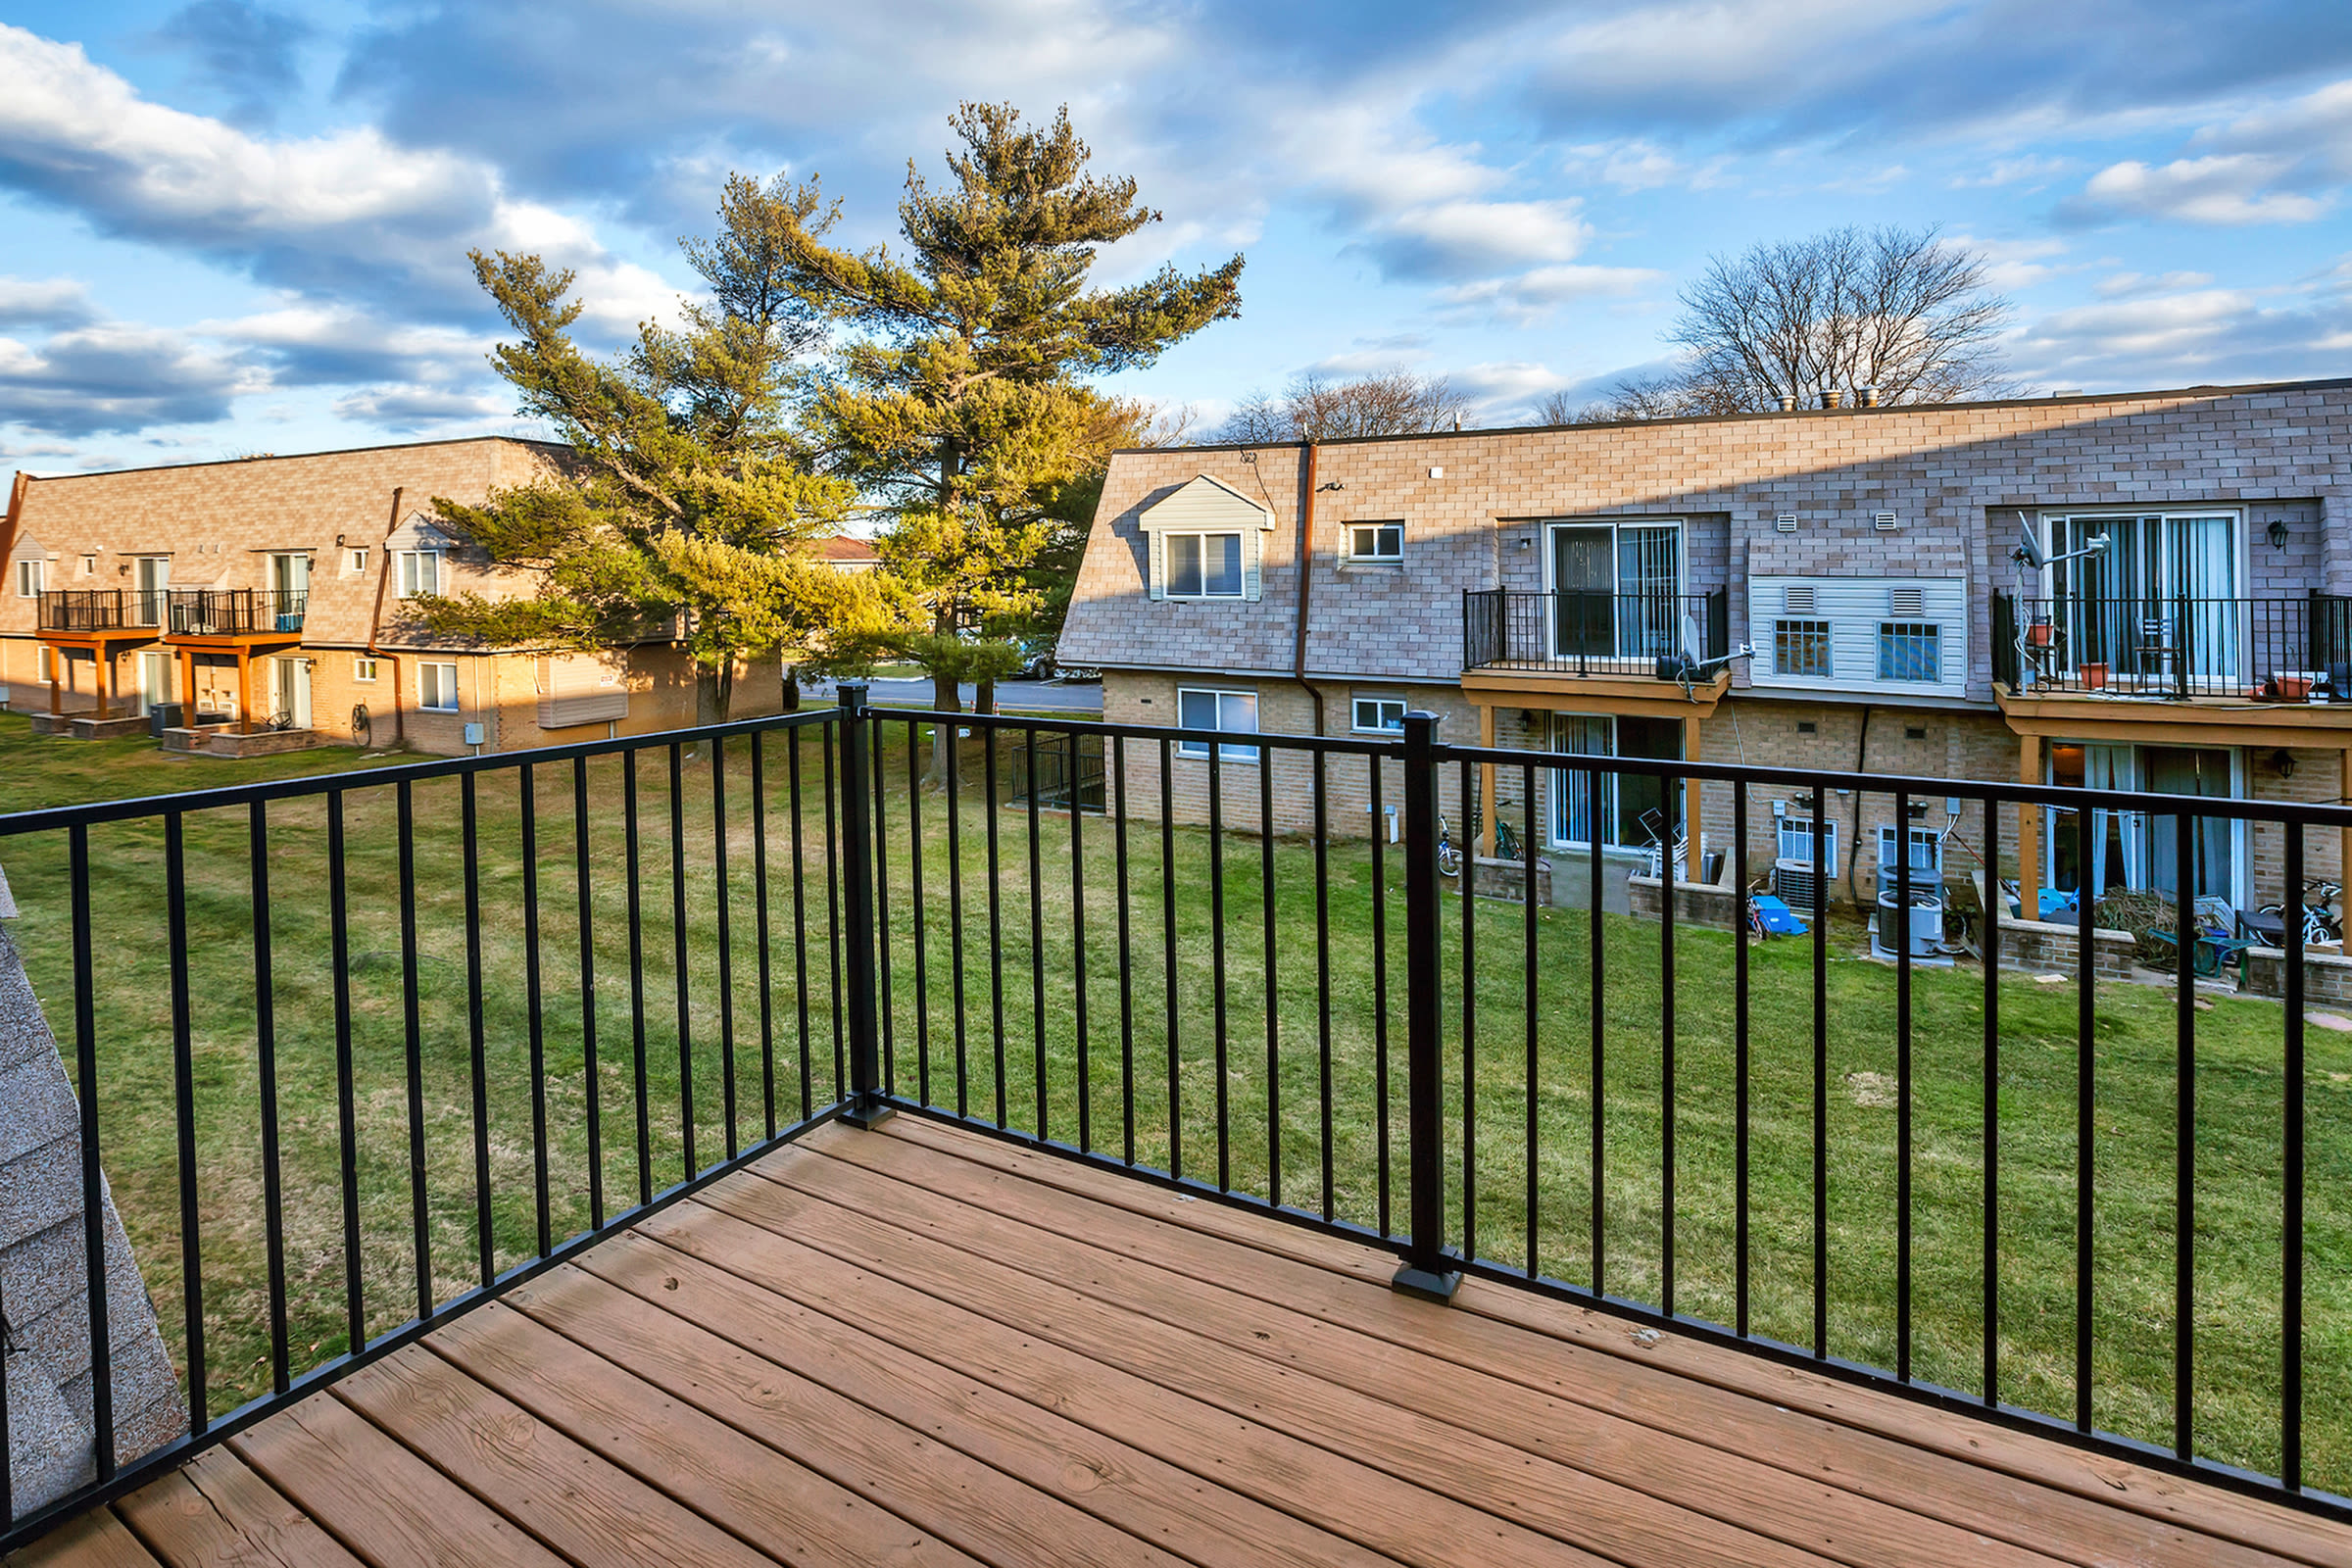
[{"x1": 1549, "y1": 712, "x2": 1684, "y2": 850}]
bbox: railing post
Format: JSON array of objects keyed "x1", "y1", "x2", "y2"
[
  {"x1": 1394, "y1": 709, "x2": 1460, "y2": 1301},
  {"x1": 837, "y1": 681, "x2": 893, "y2": 1128}
]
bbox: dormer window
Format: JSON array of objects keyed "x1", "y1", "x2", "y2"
[
  {"x1": 1166, "y1": 532, "x2": 1243, "y2": 598},
  {"x1": 1140, "y1": 472, "x2": 1275, "y2": 603},
  {"x1": 1348, "y1": 523, "x2": 1403, "y2": 564}
]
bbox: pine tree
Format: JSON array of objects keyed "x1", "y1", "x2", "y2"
[
  {"x1": 778, "y1": 103, "x2": 1242, "y2": 731},
  {"x1": 414, "y1": 174, "x2": 895, "y2": 727}
]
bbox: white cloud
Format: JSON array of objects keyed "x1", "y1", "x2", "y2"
[
  {"x1": 1441, "y1": 264, "x2": 1667, "y2": 325},
  {"x1": 2077, "y1": 155, "x2": 2330, "y2": 224},
  {"x1": 2009, "y1": 284, "x2": 2352, "y2": 386},
  {"x1": 2094, "y1": 270, "x2": 2215, "y2": 297},
  {"x1": 1558, "y1": 139, "x2": 1729, "y2": 192},
  {"x1": 0, "y1": 321, "x2": 255, "y2": 435},
  {"x1": 1948, "y1": 155, "x2": 2074, "y2": 189}
]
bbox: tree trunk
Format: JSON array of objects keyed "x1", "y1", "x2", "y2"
[
  {"x1": 975, "y1": 673, "x2": 996, "y2": 716},
  {"x1": 925, "y1": 672, "x2": 962, "y2": 790},
  {"x1": 782, "y1": 664, "x2": 801, "y2": 712},
  {"x1": 693, "y1": 659, "x2": 732, "y2": 760}
]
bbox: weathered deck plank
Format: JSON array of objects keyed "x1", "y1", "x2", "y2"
[{"x1": 14, "y1": 1115, "x2": 2352, "y2": 1568}]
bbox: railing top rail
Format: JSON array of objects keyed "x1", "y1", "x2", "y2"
[
  {"x1": 870, "y1": 705, "x2": 1408, "y2": 759},
  {"x1": 0, "y1": 707, "x2": 840, "y2": 839}
]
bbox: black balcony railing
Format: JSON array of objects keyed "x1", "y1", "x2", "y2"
[
  {"x1": 164, "y1": 587, "x2": 307, "y2": 637},
  {"x1": 1994, "y1": 590, "x2": 2352, "y2": 699},
  {"x1": 1466, "y1": 587, "x2": 1730, "y2": 676},
  {"x1": 2, "y1": 692, "x2": 2349, "y2": 1549},
  {"x1": 34, "y1": 589, "x2": 132, "y2": 633}
]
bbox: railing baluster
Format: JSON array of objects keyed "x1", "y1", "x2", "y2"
[
  {"x1": 462, "y1": 775, "x2": 494, "y2": 1284},
  {"x1": 575, "y1": 756, "x2": 604, "y2": 1229},
  {"x1": 1316, "y1": 750, "x2": 1336, "y2": 1223},
  {"x1": 715, "y1": 736, "x2": 739, "y2": 1158},
  {"x1": 1028, "y1": 725, "x2": 1048, "y2": 1140},
  {"x1": 986, "y1": 724, "x2": 1007, "y2": 1128},
  {"x1": 1162, "y1": 736, "x2": 1182, "y2": 1180},
  {"x1": 788, "y1": 730, "x2": 814, "y2": 1127},
  {"x1": 167, "y1": 812, "x2": 210, "y2": 1426},
  {"x1": 1812, "y1": 784, "x2": 1828, "y2": 1358},
  {"x1": 2175, "y1": 808, "x2": 2196, "y2": 1459},
  {"x1": 838, "y1": 685, "x2": 886, "y2": 1126},
  {"x1": 1461, "y1": 756, "x2": 1478, "y2": 1265},
  {"x1": 2076, "y1": 799, "x2": 2096, "y2": 1431},
  {"x1": 1896, "y1": 788, "x2": 1913, "y2": 1381},
  {"x1": 1072, "y1": 727, "x2": 1092, "y2": 1153},
  {"x1": 871, "y1": 722, "x2": 893, "y2": 1103},
  {"x1": 907, "y1": 720, "x2": 930, "y2": 1110},
  {"x1": 1370, "y1": 756, "x2": 1390, "y2": 1237},
  {"x1": 1591, "y1": 762, "x2": 1606, "y2": 1297},
  {"x1": 753, "y1": 733, "x2": 777, "y2": 1140},
  {"x1": 2284, "y1": 818, "x2": 2306, "y2": 1491},
  {"x1": 1733, "y1": 781, "x2": 1749, "y2": 1338},
  {"x1": 397, "y1": 782, "x2": 431, "y2": 1323},
  {"x1": 1659, "y1": 761, "x2": 1675, "y2": 1318},
  {"x1": 1262, "y1": 745, "x2": 1280, "y2": 1206},
  {"x1": 669, "y1": 744, "x2": 696, "y2": 1178},
  {"x1": 522, "y1": 763, "x2": 552, "y2": 1256},
  {"x1": 947, "y1": 719, "x2": 968, "y2": 1120},
  {"x1": 1982, "y1": 799, "x2": 2001, "y2": 1406},
  {"x1": 1209, "y1": 742, "x2": 1229, "y2": 1191},
  {"x1": 824, "y1": 717, "x2": 846, "y2": 1103},
  {"x1": 68, "y1": 825, "x2": 114, "y2": 1477},
  {"x1": 1114, "y1": 734, "x2": 1136, "y2": 1167},
  {"x1": 1523, "y1": 762, "x2": 1539, "y2": 1280},
  {"x1": 625, "y1": 751, "x2": 654, "y2": 1204},
  {"x1": 248, "y1": 801, "x2": 289, "y2": 1393}
]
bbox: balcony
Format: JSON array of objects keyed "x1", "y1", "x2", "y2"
[
  {"x1": 1466, "y1": 587, "x2": 1731, "y2": 679},
  {"x1": 34, "y1": 590, "x2": 140, "y2": 634},
  {"x1": 1995, "y1": 590, "x2": 2352, "y2": 702},
  {"x1": 3, "y1": 700, "x2": 2349, "y2": 1564},
  {"x1": 161, "y1": 587, "x2": 307, "y2": 642}
]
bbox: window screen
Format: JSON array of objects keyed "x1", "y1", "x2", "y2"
[
  {"x1": 1176, "y1": 687, "x2": 1259, "y2": 760},
  {"x1": 419, "y1": 661, "x2": 460, "y2": 711},
  {"x1": 1774, "y1": 619, "x2": 1832, "y2": 677},
  {"x1": 1878, "y1": 622, "x2": 1940, "y2": 682},
  {"x1": 1167, "y1": 533, "x2": 1243, "y2": 597},
  {"x1": 1352, "y1": 695, "x2": 1406, "y2": 732}
]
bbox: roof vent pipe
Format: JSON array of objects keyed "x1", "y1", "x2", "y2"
[
  {"x1": 1777, "y1": 394, "x2": 1796, "y2": 412},
  {"x1": 1819, "y1": 388, "x2": 1845, "y2": 410},
  {"x1": 1857, "y1": 385, "x2": 1881, "y2": 408}
]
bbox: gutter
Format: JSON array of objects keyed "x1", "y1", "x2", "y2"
[
  {"x1": 1290, "y1": 441, "x2": 1326, "y2": 735},
  {"x1": 365, "y1": 486, "x2": 406, "y2": 746}
]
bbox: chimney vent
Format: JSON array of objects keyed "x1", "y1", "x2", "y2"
[
  {"x1": 1777, "y1": 394, "x2": 1796, "y2": 412},
  {"x1": 1857, "y1": 385, "x2": 1881, "y2": 408},
  {"x1": 1819, "y1": 388, "x2": 1845, "y2": 410}
]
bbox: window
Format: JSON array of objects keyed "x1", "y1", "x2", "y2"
[
  {"x1": 1176, "y1": 687, "x2": 1259, "y2": 760},
  {"x1": 1773, "y1": 619, "x2": 1833, "y2": 678},
  {"x1": 34, "y1": 646, "x2": 55, "y2": 682},
  {"x1": 397, "y1": 550, "x2": 441, "y2": 598},
  {"x1": 1549, "y1": 712, "x2": 1684, "y2": 849},
  {"x1": 1878, "y1": 622, "x2": 1940, "y2": 683},
  {"x1": 353, "y1": 657, "x2": 379, "y2": 683},
  {"x1": 1877, "y1": 823, "x2": 1943, "y2": 879},
  {"x1": 348, "y1": 548, "x2": 369, "y2": 574},
  {"x1": 16, "y1": 559, "x2": 42, "y2": 597},
  {"x1": 1348, "y1": 523, "x2": 1402, "y2": 564},
  {"x1": 418, "y1": 661, "x2": 460, "y2": 711},
  {"x1": 1777, "y1": 815, "x2": 1838, "y2": 866},
  {"x1": 1352, "y1": 695, "x2": 1406, "y2": 733},
  {"x1": 78, "y1": 555, "x2": 96, "y2": 577},
  {"x1": 1165, "y1": 532, "x2": 1242, "y2": 598}
]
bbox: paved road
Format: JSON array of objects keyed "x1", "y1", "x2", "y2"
[{"x1": 824, "y1": 676, "x2": 1104, "y2": 714}]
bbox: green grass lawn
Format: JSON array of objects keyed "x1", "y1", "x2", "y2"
[{"x1": 1, "y1": 710, "x2": 2346, "y2": 1494}]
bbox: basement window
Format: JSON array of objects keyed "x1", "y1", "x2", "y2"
[{"x1": 1347, "y1": 523, "x2": 1403, "y2": 564}]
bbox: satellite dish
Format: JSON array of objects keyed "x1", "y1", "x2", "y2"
[
  {"x1": 1680, "y1": 612, "x2": 1703, "y2": 666},
  {"x1": 2012, "y1": 517, "x2": 2046, "y2": 571}
]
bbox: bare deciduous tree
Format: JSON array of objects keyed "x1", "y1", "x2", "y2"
[
  {"x1": 1217, "y1": 369, "x2": 1473, "y2": 442},
  {"x1": 1532, "y1": 370, "x2": 1749, "y2": 426},
  {"x1": 1667, "y1": 224, "x2": 2011, "y2": 410}
]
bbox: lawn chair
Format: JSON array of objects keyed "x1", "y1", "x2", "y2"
[{"x1": 2147, "y1": 896, "x2": 2256, "y2": 980}]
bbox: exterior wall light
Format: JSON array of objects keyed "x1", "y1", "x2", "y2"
[
  {"x1": 2268, "y1": 516, "x2": 2291, "y2": 550},
  {"x1": 2274, "y1": 749, "x2": 2297, "y2": 780}
]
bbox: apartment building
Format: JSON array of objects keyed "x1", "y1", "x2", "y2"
[
  {"x1": 1057, "y1": 377, "x2": 2352, "y2": 915},
  {"x1": 0, "y1": 437, "x2": 786, "y2": 758}
]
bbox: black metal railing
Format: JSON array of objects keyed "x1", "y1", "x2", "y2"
[
  {"x1": 1465, "y1": 587, "x2": 1730, "y2": 675},
  {"x1": 34, "y1": 590, "x2": 132, "y2": 633},
  {"x1": 3, "y1": 686, "x2": 2349, "y2": 1548},
  {"x1": 163, "y1": 587, "x2": 307, "y2": 637},
  {"x1": 1995, "y1": 590, "x2": 2352, "y2": 699}
]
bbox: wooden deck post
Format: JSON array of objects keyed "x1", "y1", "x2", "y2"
[
  {"x1": 2018, "y1": 734, "x2": 2041, "y2": 898},
  {"x1": 1478, "y1": 703, "x2": 1496, "y2": 858},
  {"x1": 1683, "y1": 710, "x2": 1703, "y2": 883},
  {"x1": 94, "y1": 646, "x2": 113, "y2": 722},
  {"x1": 177, "y1": 648, "x2": 195, "y2": 727}
]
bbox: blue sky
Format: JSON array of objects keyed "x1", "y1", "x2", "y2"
[{"x1": 3, "y1": 0, "x2": 2351, "y2": 475}]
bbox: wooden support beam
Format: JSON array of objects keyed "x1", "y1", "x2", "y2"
[
  {"x1": 95, "y1": 646, "x2": 113, "y2": 722},
  {"x1": 1478, "y1": 703, "x2": 1496, "y2": 858},
  {"x1": 2018, "y1": 733, "x2": 2042, "y2": 901},
  {"x1": 1683, "y1": 710, "x2": 1704, "y2": 884}
]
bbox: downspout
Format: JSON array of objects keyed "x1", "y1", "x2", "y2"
[
  {"x1": 1291, "y1": 441, "x2": 1326, "y2": 735},
  {"x1": 366, "y1": 486, "x2": 406, "y2": 746}
]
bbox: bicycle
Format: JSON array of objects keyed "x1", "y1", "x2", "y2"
[
  {"x1": 2259, "y1": 877, "x2": 2346, "y2": 947},
  {"x1": 1438, "y1": 808, "x2": 1524, "y2": 878}
]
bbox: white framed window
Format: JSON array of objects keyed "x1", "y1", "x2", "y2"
[
  {"x1": 397, "y1": 550, "x2": 441, "y2": 598},
  {"x1": 34, "y1": 646, "x2": 55, "y2": 682},
  {"x1": 1165, "y1": 532, "x2": 1243, "y2": 599},
  {"x1": 1777, "y1": 815, "x2": 1838, "y2": 866},
  {"x1": 78, "y1": 554, "x2": 96, "y2": 577},
  {"x1": 347, "y1": 548, "x2": 369, "y2": 574},
  {"x1": 1876, "y1": 822, "x2": 1943, "y2": 878},
  {"x1": 418, "y1": 660, "x2": 460, "y2": 711},
  {"x1": 1773, "y1": 619, "x2": 1833, "y2": 678},
  {"x1": 1348, "y1": 523, "x2": 1403, "y2": 564},
  {"x1": 1351, "y1": 694, "x2": 1407, "y2": 733},
  {"x1": 16, "y1": 559, "x2": 43, "y2": 597},
  {"x1": 353, "y1": 657, "x2": 379, "y2": 683},
  {"x1": 1176, "y1": 686, "x2": 1259, "y2": 760}
]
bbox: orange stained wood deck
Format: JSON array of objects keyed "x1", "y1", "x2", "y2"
[{"x1": 15, "y1": 1116, "x2": 2352, "y2": 1568}]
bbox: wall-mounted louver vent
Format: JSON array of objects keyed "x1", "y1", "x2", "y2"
[
  {"x1": 1784, "y1": 585, "x2": 1816, "y2": 614},
  {"x1": 1775, "y1": 513, "x2": 1798, "y2": 533},
  {"x1": 1889, "y1": 586, "x2": 1926, "y2": 617},
  {"x1": 1874, "y1": 512, "x2": 1899, "y2": 531}
]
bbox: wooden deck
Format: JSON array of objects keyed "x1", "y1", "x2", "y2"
[{"x1": 15, "y1": 1115, "x2": 2352, "y2": 1568}]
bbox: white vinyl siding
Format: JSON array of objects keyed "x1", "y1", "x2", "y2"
[
  {"x1": 1176, "y1": 686, "x2": 1259, "y2": 761},
  {"x1": 418, "y1": 660, "x2": 460, "y2": 711},
  {"x1": 1748, "y1": 575, "x2": 1967, "y2": 697},
  {"x1": 1138, "y1": 473, "x2": 1274, "y2": 603}
]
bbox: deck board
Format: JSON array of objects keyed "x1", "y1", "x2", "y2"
[{"x1": 15, "y1": 1115, "x2": 2352, "y2": 1568}]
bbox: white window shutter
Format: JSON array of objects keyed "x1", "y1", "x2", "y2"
[
  {"x1": 1243, "y1": 527, "x2": 1262, "y2": 603},
  {"x1": 1148, "y1": 531, "x2": 1165, "y2": 601}
]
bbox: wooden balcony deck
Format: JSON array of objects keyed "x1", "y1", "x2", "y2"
[{"x1": 14, "y1": 1115, "x2": 2352, "y2": 1568}]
